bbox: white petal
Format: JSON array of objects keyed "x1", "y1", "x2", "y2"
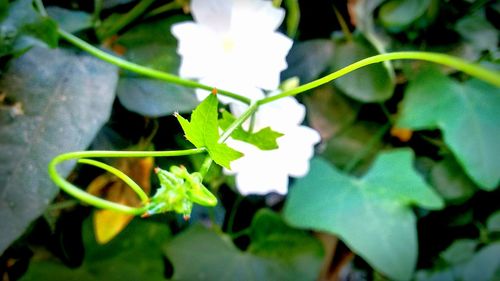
[
  {"x1": 171, "y1": 23, "x2": 221, "y2": 78},
  {"x1": 236, "y1": 169, "x2": 289, "y2": 195},
  {"x1": 257, "y1": 97, "x2": 306, "y2": 130},
  {"x1": 191, "y1": 0, "x2": 232, "y2": 32},
  {"x1": 231, "y1": 0, "x2": 285, "y2": 32}
]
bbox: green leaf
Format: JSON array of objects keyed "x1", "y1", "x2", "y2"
[
  {"x1": 487, "y1": 211, "x2": 500, "y2": 234},
  {"x1": 0, "y1": 0, "x2": 58, "y2": 57},
  {"x1": 0, "y1": 47, "x2": 118, "y2": 254},
  {"x1": 461, "y1": 243, "x2": 500, "y2": 281},
  {"x1": 176, "y1": 94, "x2": 242, "y2": 169},
  {"x1": 330, "y1": 36, "x2": 395, "y2": 102},
  {"x1": 455, "y1": 9, "x2": 498, "y2": 54},
  {"x1": 430, "y1": 157, "x2": 476, "y2": 204},
  {"x1": 304, "y1": 84, "x2": 361, "y2": 140},
  {"x1": 219, "y1": 110, "x2": 283, "y2": 150},
  {"x1": 46, "y1": 7, "x2": 93, "y2": 33},
  {"x1": 21, "y1": 219, "x2": 170, "y2": 281},
  {"x1": 117, "y1": 77, "x2": 198, "y2": 117},
  {"x1": 164, "y1": 210, "x2": 323, "y2": 281},
  {"x1": 379, "y1": 0, "x2": 432, "y2": 30},
  {"x1": 396, "y1": 68, "x2": 500, "y2": 190},
  {"x1": 439, "y1": 239, "x2": 478, "y2": 265},
  {"x1": 115, "y1": 16, "x2": 198, "y2": 116},
  {"x1": 284, "y1": 149, "x2": 444, "y2": 281},
  {"x1": 321, "y1": 121, "x2": 385, "y2": 174},
  {"x1": 282, "y1": 39, "x2": 334, "y2": 83}
]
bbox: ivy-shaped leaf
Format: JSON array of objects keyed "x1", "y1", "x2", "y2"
[
  {"x1": 396, "y1": 68, "x2": 500, "y2": 190},
  {"x1": 0, "y1": 0, "x2": 58, "y2": 57},
  {"x1": 176, "y1": 93, "x2": 242, "y2": 169},
  {"x1": 284, "y1": 149, "x2": 444, "y2": 281},
  {"x1": 219, "y1": 109, "x2": 283, "y2": 150},
  {"x1": 21, "y1": 219, "x2": 170, "y2": 281},
  {"x1": 164, "y1": 209, "x2": 323, "y2": 281}
]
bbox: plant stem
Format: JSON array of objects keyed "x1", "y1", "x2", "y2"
[
  {"x1": 48, "y1": 148, "x2": 206, "y2": 214},
  {"x1": 33, "y1": 0, "x2": 48, "y2": 16},
  {"x1": 259, "y1": 51, "x2": 500, "y2": 105},
  {"x1": 199, "y1": 156, "x2": 213, "y2": 178},
  {"x1": 78, "y1": 158, "x2": 149, "y2": 203},
  {"x1": 218, "y1": 102, "x2": 259, "y2": 143},
  {"x1": 98, "y1": 0, "x2": 156, "y2": 39},
  {"x1": 57, "y1": 30, "x2": 251, "y2": 105},
  {"x1": 145, "y1": 1, "x2": 183, "y2": 18}
]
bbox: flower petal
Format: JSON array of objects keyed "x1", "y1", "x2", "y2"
[
  {"x1": 231, "y1": 0, "x2": 285, "y2": 33},
  {"x1": 191, "y1": 0, "x2": 232, "y2": 32}
]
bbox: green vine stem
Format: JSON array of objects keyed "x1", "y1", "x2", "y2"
[
  {"x1": 259, "y1": 51, "x2": 500, "y2": 105},
  {"x1": 48, "y1": 148, "x2": 205, "y2": 214},
  {"x1": 97, "y1": 0, "x2": 156, "y2": 39},
  {"x1": 51, "y1": 26, "x2": 500, "y2": 216},
  {"x1": 57, "y1": 30, "x2": 252, "y2": 105},
  {"x1": 77, "y1": 158, "x2": 149, "y2": 203}
]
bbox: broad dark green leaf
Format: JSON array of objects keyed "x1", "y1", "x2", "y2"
[
  {"x1": 0, "y1": 0, "x2": 58, "y2": 57},
  {"x1": 461, "y1": 243, "x2": 500, "y2": 281},
  {"x1": 348, "y1": 0, "x2": 392, "y2": 53},
  {"x1": 176, "y1": 94, "x2": 242, "y2": 169},
  {"x1": 396, "y1": 68, "x2": 500, "y2": 190},
  {"x1": 284, "y1": 149, "x2": 444, "y2": 281},
  {"x1": 487, "y1": 211, "x2": 500, "y2": 234},
  {"x1": 116, "y1": 16, "x2": 198, "y2": 116},
  {"x1": 47, "y1": 6, "x2": 93, "y2": 33},
  {"x1": 330, "y1": 36, "x2": 395, "y2": 102},
  {"x1": 281, "y1": 39, "x2": 333, "y2": 84},
  {"x1": 117, "y1": 77, "x2": 198, "y2": 117},
  {"x1": 455, "y1": 9, "x2": 498, "y2": 54},
  {"x1": 219, "y1": 110, "x2": 283, "y2": 150},
  {"x1": 304, "y1": 84, "x2": 361, "y2": 140},
  {"x1": 321, "y1": 121, "x2": 385, "y2": 174},
  {"x1": 0, "y1": 47, "x2": 118, "y2": 254},
  {"x1": 379, "y1": 0, "x2": 431, "y2": 30},
  {"x1": 430, "y1": 157, "x2": 476, "y2": 204},
  {"x1": 439, "y1": 239, "x2": 478, "y2": 265},
  {"x1": 164, "y1": 210, "x2": 323, "y2": 281},
  {"x1": 21, "y1": 218, "x2": 170, "y2": 281},
  {"x1": 417, "y1": 242, "x2": 500, "y2": 281}
]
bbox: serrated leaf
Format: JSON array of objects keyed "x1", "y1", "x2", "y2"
[
  {"x1": 0, "y1": 47, "x2": 118, "y2": 255},
  {"x1": 284, "y1": 149, "x2": 444, "y2": 281},
  {"x1": 21, "y1": 219, "x2": 170, "y2": 281},
  {"x1": 396, "y1": 68, "x2": 500, "y2": 190},
  {"x1": 164, "y1": 210, "x2": 323, "y2": 281},
  {"x1": 0, "y1": 0, "x2": 58, "y2": 57},
  {"x1": 176, "y1": 94, "x2": 242, "y2": 169},
  {"x1": 219, "y1": 110, "x2": 283, "y2": 150}
]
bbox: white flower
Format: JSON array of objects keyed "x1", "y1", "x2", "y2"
[
  {"x1": 225, "y1": 96, "x2": 321, "y2": 195},
  {"x1": 171, "y1": 0, "x2": 320, "y2": 195},
  {"x1": 171, "y1": 0, "x2": 293, "y2": 91}
]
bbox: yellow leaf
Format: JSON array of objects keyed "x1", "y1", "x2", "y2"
[{"x1": 87, "y1": 157, "x2": 153, "y2": 244}]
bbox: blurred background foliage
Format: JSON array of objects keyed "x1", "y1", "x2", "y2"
[{"x1": 0, "y1": 0, "x2": 499, "y2": 280}]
